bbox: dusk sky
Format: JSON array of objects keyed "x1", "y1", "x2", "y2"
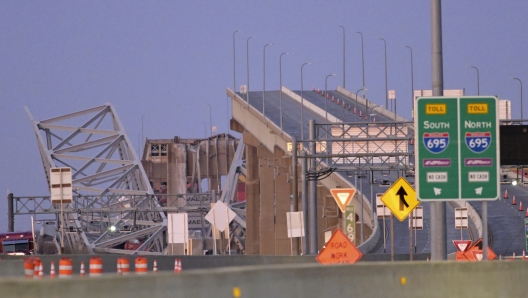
[{"x1": 1, "y1": 1, "x2": 527, "y2": 230}]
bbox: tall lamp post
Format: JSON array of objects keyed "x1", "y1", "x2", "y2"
[
  {"x1": 279, "y1": 52, "x2": 289, "y2": 133},
  {"x1": 355, "y1": 88, "x2": 367, "y2": 122},
  {"x1": 231, "y1": 30, "x2": 241, "y2": 132},
  {"x1": 357, "y1": 32, "x2": 366, "y2": 98},
  {"x1": 300, "y1": 62, "x2": 312, "y2": 140},
  {"x1": 378, "y1": 38, "x2": 388, "y2": 110},
  {"x1": 246, "y1": 36, "x2": 255, "y2": 107},
  {"x1": 141, "y1": 114, "x2": 145, "y2": 158},
  {"x1": 468, "y1": 66, "x2": 480, "y2": 95},
  {"x1": 339, "y1": 26, "x2": 346, "y2": 88},
  {"x1": 207, "y1": 103, "x2": 212, "y2": 137},
  {"x1": 404, "y1": 46, "x2": 414, "y2": 120},
  {"x1": 513, "y1": 78, "x2": 523, "y2": 119},
  {"x1": 263, "y1": 43, "x2": 273, "y2": 117},
  {"x1": 325, "y1": 74, "x2": 337, "y2": 122}
]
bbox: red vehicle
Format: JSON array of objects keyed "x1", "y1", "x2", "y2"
[{"x1": 0, "y1": 232, "x2": 34, "y2": 255}]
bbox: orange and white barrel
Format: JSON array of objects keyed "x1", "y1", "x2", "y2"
[
  {"x1": 89, "y1": 256, "x2": 103, "y2": 277},
  {"x1": 117, "y1": 257, "x2": 130, "y2": 275},
  {"x1": 24, "y1": 258, "x2": 35, "y2": 278},
  {"x1": 58, "y1": 257, "x2": 73, "y2": 278},
  {"x1": 33, "y1": 258, "x2": 42, "y2": 279},
  {"x1": 135, "y1": 256, "x2": 148, "y2": 274}
]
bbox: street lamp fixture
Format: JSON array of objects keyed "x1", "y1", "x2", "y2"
[
  {"x1": 339, "y1": 26, "x2": 345, "y2": 88},
  {"x1": 513, "y1": 78, "x2": 523, "y2": 119},
  {"x1": 300, "y1": 62, "x2": 312, "y2": 140},
  {"x1": 263, "y1": 43, "x2": 273, "y2": 117},
  {"x1": 404, "y1": 46, "x2": 414, "y2": 121},
  {"x1": 378, "y1": 38, "x2": 388, "y2": 110},
  {"x1": 467, "y1": 66, "x2": 480, "y2": 96},
  {"x1": 246, "y1": 36, "x2": 255, "y2": 107},
  {"x1": 279, "y1": 52, "x2": 290, "y2": 133},
  {"x1": 357, "y1": 32, "x2": 366, "y2": 98},
  {"x1": 325, "y1": 74, "x2": 337, "y2": 122}
]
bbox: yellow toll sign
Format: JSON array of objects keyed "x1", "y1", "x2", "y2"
[{"x1": 380, "y1": 177, "x2": 419, "y2": 221}]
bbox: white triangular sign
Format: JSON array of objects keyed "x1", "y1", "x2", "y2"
[
  {"x1": 458, "y1": 243, "x2": 468, "y2": 251},
  {"x1": 330, "y1": 188, "x2": 356, "y2": 213},
  {"x1": 337, "y1": 193, "x2": 349, "y2": 205}
]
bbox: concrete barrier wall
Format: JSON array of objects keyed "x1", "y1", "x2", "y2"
[{"x1": 2, "y1": 260, "x2": 528, "y2": 297}]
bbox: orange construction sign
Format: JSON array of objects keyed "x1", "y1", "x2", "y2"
[
  {"x1": 330, "y1": 188, "x2": 356, "y2": 213},
  {"x1": 463, "y1": 238, "x2": 496, "y2": 261},
  {"x1": 316, "y1": 229, "x2": 362, "y2": 265}
]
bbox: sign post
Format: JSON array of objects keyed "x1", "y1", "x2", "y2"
[{"x1": 50, "y1": 167, "x2": 72, "y2": 254}]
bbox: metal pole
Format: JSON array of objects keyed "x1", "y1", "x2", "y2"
[
  {"x1": 141, "y1": 114, "x2": 145, "y2": 157},
  {"x1": 482, "y1": 201, "x2": 488, "y2": 260},
  {"x1": 468, "y1": 66, "x2": 480, "y2": 95},
  {"x1": 246, "y1": 36, "x2": 255, "y2": 107},
  {"x1": 301, "y1": 151, "x2": 309, "y2": 254},
  {"x1": 355, "y1": 88, "x2": 366, "y2": 122},
  {"x1": 263, "y1": 43, "x2": 273, "y2": 117},
  {"x1": 309, "y1": 120, "x2": 318, "y2": 254},
  {"x1": 513, "y1": 78, "x2": 523, "y2": 119},
  {"x1": 325, "y1": 74, "x2": 337, "y2": 122},
  {"x1": 340, "y1": 26, "x2": 345, "y2": 88},
  {"x1": 292, "y1": 137, "x2": 299, "y2": 255},
  {"x1": 431, "y1": 0, "x2": 447, "y2": 261},
  {"x1": 410, "y1": 210, "x2": 413, "y2": 261},
  {"x1": 357, "y1": 32, "x2": 366, "y2": 98},
  {"x1": 280, "y1": 52, "x2": 289, "y2": 133},
  {"x1": 232, "y1": 30, "x2": 240, "y2": 131},
  {"x1": 301, "y1": 62, "x2": 311, "y2": 140},
  {"x1": 7, "y1": 193, "x2": 14, "y2": 232},
  {"x1": 378, "y1": 38, "x2": 388, "y2": 110},
  {"x1": 207, "y1": 104, "x2": 212, "y2": 137},
  {"x1": 360, "y1": 172, "x2": 364, "y2": 243},
  {"x1": 390, "y1": 214, "x2": 394, "y2": 261},
  {"x1": 405, "y1": 46, "x2": 414, "y2": 120}
]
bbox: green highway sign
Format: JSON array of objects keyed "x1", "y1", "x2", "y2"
[{"x1": 415, "y1": 96, "x2": 500, "y2": 201}]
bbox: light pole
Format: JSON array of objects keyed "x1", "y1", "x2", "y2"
[
  {"x1": 231, "y1": 30, "x2": 241, "y2": 132},
  {"x1": 202, "y1": 122, "x2": 207, "y2": 138},
  {"x1": 263, "y1": 43, "x2": 273, "y2": 117},
  {"x1": 279, "y1": 52, "x2": 289, "y2": 133},
  {"x1": 301, "y1": 62, "x2": 312, "y2": 140},
  {"x1": 513, "y1": 78, "x2": 523, "y2": 119},
  {"x1": 468, "y1": 66, "x2": 480, "y2": 95},
  {"x1": 207, "y1": 104, "x2": 212, "y2": 137},
  {"x1": 404, "y1": 46, "x2": 414, "y2": 120},
  {"x1": 355, "y1": 88, "x2": 367, "y2": 122},
  {"x1": 141, "y1": 114, "x2": 145, "y2": 157},
  {"x1": 339, "y1": 25, "x2": 345, "y2": 88},
  {"x1": 325, "y1": 74, "x2": 337, "y2": 122},
  {"x1": 246, "y1": 36, "x2": 255, "y2": 107},
  {"x1": 378, "y1": 38, "x2": 388, "y2": 110},
  {"x1": 357, "y1": 32, "x2": 366, "y2": 98}
]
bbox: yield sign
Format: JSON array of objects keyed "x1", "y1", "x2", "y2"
[
  {"x1": 316, "y1": 229, "x2": 362, "y2": 265},
  {"x1": 463, "y1": 238, "x2": 497, "y2": 261},
  {"x1": 380, "y1": 177, "x2": 419, "y2": 221},
  {"x1": 453, "y1": 240, "x2": 472, "y2": 252},
  {"x1": 330, "y1": 188, "x2": 356, "y2": 213}
]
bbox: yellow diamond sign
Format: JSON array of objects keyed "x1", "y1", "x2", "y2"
[{"x1": 380, "y1": 177, "x2": 419, "y2": 221}]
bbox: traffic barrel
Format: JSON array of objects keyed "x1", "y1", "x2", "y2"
[
  {"x1": 58, "y1": 258, "x2": 73, "y2": 278},
  {"x1": 117, "y1": 257, "x2": 130, "y2": 275},
  {"x1": 174, "y1": 258, "x2": 182, "y2": 273},
  {"x1": 24, "y1": 259, "x2": 35, "y2": 278},
  {"x1": 33, "y1": 257, "x2": 42, "y2": 279},
  {"x1": 135, "y1": 256, "x2": 148, "y2": 274},
  {"x1": 505, "y1": 190, "x2": 509, "y2": 199},
  {"x1": 89, "y1": 256, "x2": 103, "y2": 277},
  {"x1": 512, "y1": 195, "x2": 517, "y2": 205},
  {"x1": 80, "y1": 261, "x2": 85, "y2": 277},
  {"x1": 49, "y1": 261, "x2": 56, "y2": 278}
]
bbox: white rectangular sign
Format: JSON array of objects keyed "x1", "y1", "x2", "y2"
[
  {"x1": 376, "y1": 193, "x2": 391, "y2": 217},
  {"x1": 50, "y1": 167, "x2": 73, "y2": 203},
  {"x1": 286, "y1": 211, "x2": 304, "y2": 238},
  {"x1": 455, "y1": 207, "x2": 469, "y2": 229},
  {"x1": 205, "y1": 201, "x2": 236, "y2": 232},
  {"x1": 168, "y1": 213, "x2": 188, "y2": 244}
]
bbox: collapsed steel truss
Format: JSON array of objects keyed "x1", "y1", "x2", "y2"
[{"x1": 25, "y1": 103, "x2": 167, "y2": 254}]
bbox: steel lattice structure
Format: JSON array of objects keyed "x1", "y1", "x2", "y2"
[{"x1": 25, "y1": 103, "x2": 167, "y2": 254}]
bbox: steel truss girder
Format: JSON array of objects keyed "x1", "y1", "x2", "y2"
[{"x1": 25, "y1": 104, "x2": 167, "y2": 254}]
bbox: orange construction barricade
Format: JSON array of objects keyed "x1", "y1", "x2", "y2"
[
  {"x1": 117, "y1": 257, "x2": 130, "y2": 275},
  {"x1": 89, "y1": 256, "x2": 103, "y2": 276},
  {"x1": 58, "y1": 258, "x2": 73, "y2": 278},
  {"x1": 135, "y1": 256, "x2": 148, "y2": 274}
]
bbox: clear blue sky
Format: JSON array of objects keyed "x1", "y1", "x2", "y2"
[{"x1": 1, "y1": 1, "x2": 527, "y2": 230}]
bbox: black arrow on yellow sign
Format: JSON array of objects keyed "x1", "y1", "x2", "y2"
[{"x1": 397, "y1": 186, "x2": 409, "y2": 211}]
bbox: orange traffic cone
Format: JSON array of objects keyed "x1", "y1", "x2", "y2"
[
  {"x1": 174, "y1": 259, "x2": 179, "y2": 273},
  {"x1": 525, "y1": 208, "x2": 528, "y2": 217},
  {"x1": 326, "y1": 93, "x2": 329, "y2": 99},
  {"x1": 353, "y1": 108, "x2": 356, "y2": 114},
  {"x1": 523, "y1": 251, "x2": 526, "y2": 260},
  {"x1": 153, "y1": 260, "x2": 158, "y2": 273},
  {"x1": 348, "y1": 105, "x2": 351, "y2": 111},
  {"x1": 80, "y1": 261, "x2": 85, "y2": 277},
  {"x1": 499, "y1": 254, "x2": 502, "y2": 260},
  {"x1": 317, "y1": 88, "x2": 320, "y2": 94},
  {"x1": 520, "y1": 201, "x2": 523, "y2": 211},
  {"x1": 337, "y1": 98, "x2": 340, "y2": 105},
  {"x1": 50, "y1": 261, "x2": 56, "y2": 278},
  {"x1": 331, "y1": 96, "x2": 334, "y2": 102},
  {"x1": 513, "y1": 195, "x2": 517, "y2": 205},
  {"x1": 312, "y1": 86, "x2": 315, "y2": 91},
  {"x1": 505, "y1": 190, "x2": 509, "y2": 199}
]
